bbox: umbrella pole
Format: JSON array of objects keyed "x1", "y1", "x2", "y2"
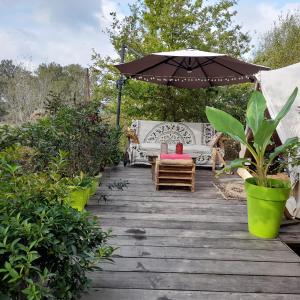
[{"x1": 116, "y1": 44, "x2": 126, "y2": 127}]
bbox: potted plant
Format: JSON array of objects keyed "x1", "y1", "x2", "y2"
[
  {"x1": 89, "y1": 174, "x2": 102, "y2": 196},
  {"x1": 65, "y1": 172, "x2": 94, "y2": 211},
  {"x1": 206, "y1": 87, "x2": 299, "y2": 238}
]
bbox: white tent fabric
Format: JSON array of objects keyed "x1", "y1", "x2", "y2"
[{"x1": 256, "y1": 62, "x2": 300, "y2": 218}]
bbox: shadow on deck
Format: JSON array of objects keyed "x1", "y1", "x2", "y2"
[{"x1": 82, "y1": 166, "x2": 300, "y2": 300}]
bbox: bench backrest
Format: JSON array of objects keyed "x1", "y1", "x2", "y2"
[{"x1": 131, "y1": 120, "x2": 215, "y2": 146}]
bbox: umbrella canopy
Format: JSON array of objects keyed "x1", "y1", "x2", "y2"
[{"x1": 115, "y1": 49, "x2": 269, "y2": 89}]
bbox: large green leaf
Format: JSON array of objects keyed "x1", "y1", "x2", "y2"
[
  {"x1": 246, "y1": 91, "x2": 266, "y2": 135},
  {"x1": 206, "y1": 107, "x2": 247, "y2": 145},
  {"x1": 269, "y1": 137, "x2": 299, "y2": 161},
  {"x1": 254, "y1": 119, "x2": 277, "y2": 149},
  {"x1": 254, "y1": 87, "x2": 298, "y2": 150},
  {"x1": 275, "y1": 87, "x2": 298, "y2": 123}
]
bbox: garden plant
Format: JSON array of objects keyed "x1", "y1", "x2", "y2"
[
  {"x1": 206, "y1": 87, "x2": 299, "y2": 238},
  {"x1": 0, "y1": 99, "x2": 122, "y2": 299}
]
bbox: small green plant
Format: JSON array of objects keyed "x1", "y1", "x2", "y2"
[
  {"x1": 98, "y1": 180, "x2": 129, "y2": 203},
  {"x1": 107, "y1": 179, "x2": 129, "y2": 191},
  {"x1": 206, "y1": 87, "x2": 299, "y2": 187}
]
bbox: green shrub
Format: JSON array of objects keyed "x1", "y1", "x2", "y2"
[
  {"x1": 0, "y1": 125, "x2": 22, "y2": 151},
  {"x1": 0, "y1": 100, "x2": 123, "y2": 176},
  {"x1": 0, "y1": 148, "x2": 114, "y2": 299}
]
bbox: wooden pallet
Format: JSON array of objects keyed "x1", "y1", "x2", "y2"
[{"x1": 155, "y1": 159, "x2": 196, "y2": 192}]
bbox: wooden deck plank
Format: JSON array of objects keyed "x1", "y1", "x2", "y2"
[
  {"x1": 89, "y1": 272, "x2": 300, "y2": 294},
  {"x1": 101, "y1": 257, "x2": 300, "y2": 276},
  {"x1": 83, "y1": 288, "x2": 300, "y2": 300},
  {"x1": 93, "y1": 204, "x2": 247, "y2": 215},
  {"x1": 111, "y1": 245, "x2": 298, "y2": 262},
  {"x1": 81, "y1": 166, "x2": 300, "y2": 300},
  {"x1": 93, "y1": 211, "x2": 248, "y2": 223},
  {"x1": 109, "y1": 236, "x2": 288, "y2": 251}
]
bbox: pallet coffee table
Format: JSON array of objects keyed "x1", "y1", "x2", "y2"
[
  {"x1": 155, "y1": 159, "x2": 196, "y2": 192},
  {"x1": 148, "y1": 153, "x2": 197, "y2": 181}
]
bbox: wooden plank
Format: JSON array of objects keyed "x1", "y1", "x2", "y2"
[
  {"x1": 109, "y1": 236, "x2": 289, "y2": 251},
  {"x1": 102, "y1": 257, "x2": 300, "y2": 276},
  {"x1": 158, "y1": 176, "x2": 193, "y2": 180},
  {"x1": 90, "y1": 204, "x2": 246, "y2": 215},
  {"x1": 92, "y1": 191, "x2": 225, "y2": 199},
  {"x1": 112, "y1": 245, "x2": 299, "y2": 262},
  {"x1": 90, "y1": 201, "x2": 246, "y2": 210},
  {"x1": 88, "y1": 196, "x2": 235, "y2": 204},
  {"x1": 279, "y1": 233, "x2": 300, "y2": 244},
  {"x1": 93, "y1": 212, "x2": 247, "y2": 223},
  {"x1": 99, "y1": 182, "x2": 214, "y2": 190},
  {"x1": 89, "y1": 271, "x2": 300, "y2": 294},
  {"x1": 157, "y1": 182, "x2": 193, "y2": 187},
  {"x1": 98, "y1": 218, "x2": 249, "y2": 231},
  {"x1": 83, "y1": 288, "x2": 300, "y2": 300},
  {"x1": 104, "y1": 226, "x2": 259, "y2": 239}
]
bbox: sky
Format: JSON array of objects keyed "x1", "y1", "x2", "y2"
[{"x1": 0, "y1": 0, "x2": 299, "y2": 70}]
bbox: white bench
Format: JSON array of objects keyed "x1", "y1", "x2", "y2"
[{"x1": 126, "y1": 120, "x2": 220, "y2": 167}]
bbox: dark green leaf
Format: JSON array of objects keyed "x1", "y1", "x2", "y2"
[
  {"x1": 246, "y1": 91, "x2": 266, "y2": 135},
  {"x1": 254, "y1": 119, "x2": 277, "y2": 149},
  {"x1": 269, "y1": 137, "x2": 299, "y2": 160}
]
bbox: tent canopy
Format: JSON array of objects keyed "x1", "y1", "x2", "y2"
[{"x1": 256, "y1": 62, "x2": 300, "y2": 143}]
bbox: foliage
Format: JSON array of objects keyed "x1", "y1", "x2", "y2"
[
  {"x1": 0, "y1": 60, "x2": 88, "y2": 124},
  {"x1": 92, "y1": 0, "x2": 252, "y2": 124},
  {"x1": 0, "y1": 100, "x2": 122, "y2": 176},
  {"x1": 206, "y1": 88, "x2": 299, "y2": 187},
  {"x1": 0, "y1": 125, "x2": 22, "y2": 150},
  {"x1": 0, "y1": 148, "x2": 114, "y2": 299},
  {"x1": 107, "y1": 180, "x2": 129, "y2": 191},
  {"x1": 255, "y1": 12, "x2": 300, "y2": 68}
]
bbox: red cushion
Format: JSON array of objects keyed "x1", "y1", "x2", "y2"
[{"x1": 160, "y1": 153, "x2": 191, "y2": 160}]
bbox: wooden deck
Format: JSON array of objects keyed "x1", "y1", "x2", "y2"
[{"x1": 82, "y1": 166, "x2": 300, "y2": 300}]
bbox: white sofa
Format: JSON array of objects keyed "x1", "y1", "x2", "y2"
[{"x1": 126, "y1": 120, "x2": 218, "y2": 167}]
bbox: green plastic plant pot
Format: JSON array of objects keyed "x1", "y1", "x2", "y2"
[
  {"x1": 69, "y1": 189, "x2": 86, "y2": 212},
  {"x1": 89, "y1": 174, "x2": 102, "y2": 196},
  {"x1": 83, "y1": 187, "x2": 90, "y2": 205},
  {"x1": 245, "y1": 177, "x2": 291, "y2": 239},
  {"x1": 89, "y1": 179, "x2": 99, "y2": 196}
]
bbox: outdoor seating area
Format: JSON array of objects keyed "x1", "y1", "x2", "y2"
[
  {"x1": 125, "y1": 120, "x2": 219, "y2": 167},
  {"x1": 2, "y1": 2, "x2": 300, "y2": 298}
]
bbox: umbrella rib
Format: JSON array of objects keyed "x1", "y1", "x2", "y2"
[
  {"x1": 133, "y1": 56, "x2": 175, "y2": 76},
  {"x1": 167, "y1": 57, "x2": 185, "y2": 86},
  {"x1": 196, "y1": 58, "x2": 213, "y2": 87}
]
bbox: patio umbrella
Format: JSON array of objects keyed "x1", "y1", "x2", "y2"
[{"x1": 115, "y1": 49, "x2": 269, "y2": 89}]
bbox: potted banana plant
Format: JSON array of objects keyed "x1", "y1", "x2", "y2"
[{"x1": 206, "y1": 87, "x2": 299, "y2": 238}]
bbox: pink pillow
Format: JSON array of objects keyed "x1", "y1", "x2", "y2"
[{"x1": 160, "y1": 153, "x2": 191, "y2": 160}]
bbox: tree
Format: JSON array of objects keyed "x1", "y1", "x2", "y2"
[
  {"x1": 254, "y1": 13, "x2": 300, "y2": 69},
  {"x1": 0, "y1": 61, "x2": 88, "y2": 124},
  {"x1": 92, "y1": 0, "x2": 252, "y2": 124}
]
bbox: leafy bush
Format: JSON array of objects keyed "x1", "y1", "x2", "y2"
[
  {"x1": 0, "y1": 100, "x2": 122, "y2": 175},
  {"x1": 0, "y1": 148, "x2": 114, "y2": 299},
  {"x1": 0, "y1": 125, "x2": 22, "y2": 151}
]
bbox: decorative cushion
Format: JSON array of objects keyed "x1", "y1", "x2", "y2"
[{"x1": 160, "y1": 153, "x2": 191, "y2": 160}]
